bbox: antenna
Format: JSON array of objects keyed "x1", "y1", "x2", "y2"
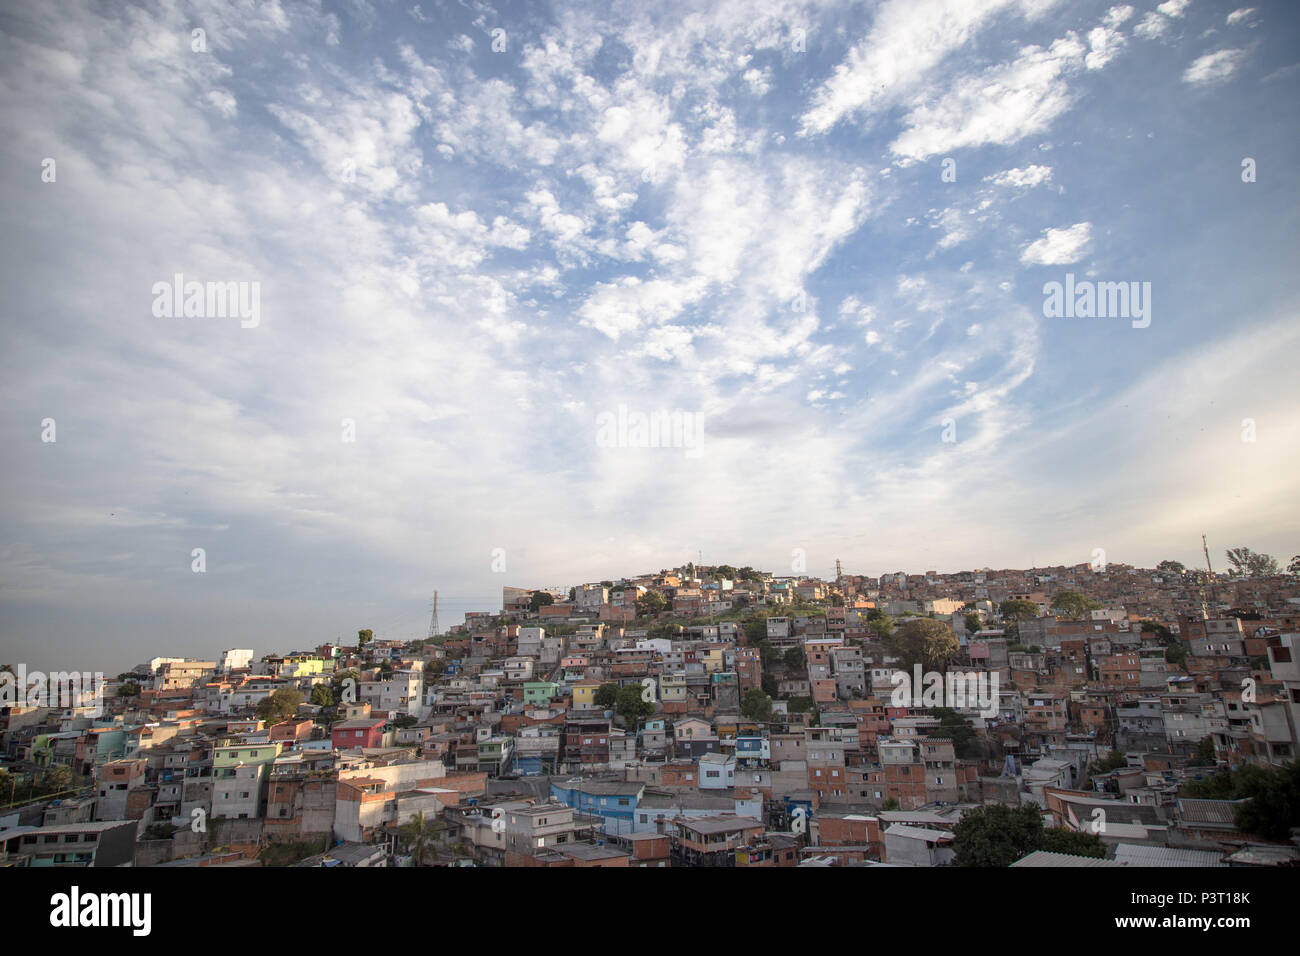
[
  {"x1": 427, "y1": 590, "x2": 440, "y2": 640},
  {"x1": 1201, "y1": 535, "x2": 1217, "y2": 610}
]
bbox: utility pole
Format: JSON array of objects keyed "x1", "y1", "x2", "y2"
[
  {"x1": 427, "y1": 591, "x2": 440, "y2": 640},
  {"x1": 1202, "y1": 535, "x2": 1217, "y2": 610}
]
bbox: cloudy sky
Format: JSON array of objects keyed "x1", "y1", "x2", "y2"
[{"x1": 1, "y1": 0, "x2": 1297, "y2": 671}]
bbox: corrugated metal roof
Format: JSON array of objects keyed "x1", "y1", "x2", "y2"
[
  {"x1": 1010, "y1": 850, "x2": 1125, "y2": 867},
  {"x1": 1113, "y1": 843, "x2": 1226, "y2": 867}
]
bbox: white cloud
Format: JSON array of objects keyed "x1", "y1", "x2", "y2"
[
  {"x1": 1226, "y1": 8, "x2": 1258, "y2": 27},
  {"x1": 800, "y1": 0, "x2": 1063, "y2": 136},
  {"x1": 984, "y1": 165, "x2": 1054, "y2": 188},
  {"x1": 1133, "y1": 12, "x2": 1170, "y2": 39},
  {"x1": 889, "y1": 33, "x2": 1086, "y2": 161},
  {"x1": 1183, "y1": 48, "x2": 1247, "y2": 85},
  {"x1": 1085, "y1": 25, "x2": 1128, "y2": 70},
  {"x1": 1020, "y1": 221, "x2": 1092, "y2": 264}
]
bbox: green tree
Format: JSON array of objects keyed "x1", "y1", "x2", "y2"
[
  {"x1": 400, "y1": 811, "x2": 438, "y2": 865},
  {"x1": 886, "y1": 618, "x2": 959, "y2": 673},
  {"x1": 1288, "y1": 555, "x2": 1300, "y2": 577},
  {"x1": 1140, "y1": 619, "x2": 1173, "y2": 641},
  {"x1": 529, "y1": 590, "x2": 554, "y2": 612},
  {"x1": 1039, "y1": 828, "x2": 1105, "y2": 858},
  {"x1": 761, "y1": 673, "x2": 779, "y2": 697},
  {"x1": 740, "y1": 689, "x2": 773, "y2": 722},
  {"x1": 1183, "y1": 771, "x2": 1234, "y2": 799},
  {"x1": 256, "y1": 688, "x2": 304, "y2": 725},
  {"x1": 1049, "y1": 591, "x2": 1103, "y2": 620},
  {"x1": 952, "y1": 803, "x2": 1045, "y2": 867},
  {"x1": 331, "y1": 669, "x2": 359, "y2": 705},
  {"x1": 1233, "y1": 762, "x2": 1300, "y2": 841},
  {"x1": 867, "y1": 615, "x2": 894, "y2": 640},
  {"x1": 879, "y1": 797, "x2": 900, "y2": 811},
  {"x1": 998, "y1": 599, "x2": 1039, "y2": 623},
  {"x1": 1156, "y1": 560, "x2": 1186, "y2": 575},
  {"x1": 963, "y1": 612, "x2": 982, "y2": 635},
  {"x1": 1188, "y1": 736, "x2": 1217, "y2": 767},
  {"x1": 357, "y1": 629, "x2": 373, "y2": 647},
  {"x1": 1225, "y1": 547, "x2": 1280, "y2": 578},
  {"x1": 636, "y1": 590, "x2": 668, "y2": 617},
  {"x1": 1088, "y1": 749, "x2": 1127, "y2": 776},
  {"x1": 928, "y1": 708, "x2": 977, "y2": 758},
  {"x1": 783, "y1": 647, "x2": 806, "y2": 671},
  {"x1": 594, "y1": 682, "x2": 620, "y2": 709},
  {"x1": 1183, "y1": 761, "x2": 1300, "y2": 841},
  {"x1": 36, "y1": 765, "x2": 74, "y2": 797},
  {"x1": 615, "y1": 683, "x2": 654, "y2": 727},
  {"x1": 309, "y1": 685, "x2": 334, "y2": 707},
  {"x1": 116, "y1": 681, "x2": 140, "y2": 697}
]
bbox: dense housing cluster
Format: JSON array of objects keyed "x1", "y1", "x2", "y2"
[{"x1": 3, "y1": 559, "x2": 1298, "y2": 868}]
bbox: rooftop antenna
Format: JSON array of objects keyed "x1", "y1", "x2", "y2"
[{"x1": 427, "y1": 590, "x2": 440, "y2": 640}]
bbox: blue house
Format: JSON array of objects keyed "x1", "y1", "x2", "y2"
[{"x1": 549, "y1": 779, "x2": 645, "y2": 836}]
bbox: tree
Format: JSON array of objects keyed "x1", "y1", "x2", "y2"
[
  {"x1": 742, "y1": 616, "x2": 768, "y2": 644},
  {"x1": 886, "y1": 618, "x2": 959, "y2": 673},
  {"x1": 1289, "y1": 555, "x2": 1300, "y2": 577},
  {"x1": 615, "y1": 684, "x2": 654, "y2": 727},
  {"x1": 928, "y1": 708, "x2": 977, "y2": 758},
  {"x1": 1156, "y1": 559, "x2": 1185, "y2": 575},
  {"x1": 952, "y1": 804, "x2": 1045, "y2": 867},
  {"x1": 1165, "y1": 641, "x2": 1188, "y2": 671},
  {"x1": 636, "y1": 590, "x2": 668, "y2": 617},
  {"x1": 357, "y1": 629, "x2": 373, "y2": 646},
  {"x1": 1183, "y1": 761, "x2": 1300, "y2": 841},
  {"x1": 116, "y1": 681, "x2": 140, "y2": 698},
  {"x1": 256, "y1": 688, "x2": 304, "y2": 725},
  {"x1": 1088, "y1": 749, "x2": 1126, "y2": 776},
  {"x1": 867, "y1": 615, "x2": 894, "y2": 640},
  {"x1": 1188, "y1": 736, "x2": 1217, "y2": 767},
  {"x1": 963, "y1": 612, "x2": 982, "y2": 635},
  {"x1": 309, "y1": 685, "x2": 334, "y2": 707},
  {"x1": 740, "y1": 689, "x2": 773, "y2": 722},
  {"x1": 783, "y1": 647, "x2": 806, "y2": 671},
  {"x1": 998, "y1": 599, "x2": 1039, "y2": 623},
  {"x1": 529, "y1": 590, "x2": 554, "y2": 612},
  {"x1": 400, "y1": 811, "x2": 438, "y2": 866},
  {"x1": 1232, "y1": 762, "x2": 1300, "y2": 841},
  {"x1": 1049, "y1": 591, "x2": 1103, "y2": 620},
  {"x1": 1182, "y1": 771, "x2": 1234, "y2": 800},
  {"x1": 879, "y1": 797, "x2": 900, "y2": 811},
  {"x1": 761, "y1": 673, "x2": 779, "y2": 697},
  {"x1": 594, "y1": 682, "x2": 620, "y2": 709},
  {"x1": 331, "y1": 669, "x2": 359, "y2": 705},
  {"x1": 1039, "y1": 828, "x2": 1105, "y2": 858},
  {"x1": 1225, "y1": 547, "x2": 1280, "y2": 578},
  {"x1": 1140, "y1": 619, "x2": 1172, "y2": 641},
  {"x1": 36, "y1": 765, "x2": 73, "y2": 797}
]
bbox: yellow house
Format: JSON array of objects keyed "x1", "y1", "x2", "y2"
[{"x1": 571, "y1": 680, "x2": 602, "y2": 709}]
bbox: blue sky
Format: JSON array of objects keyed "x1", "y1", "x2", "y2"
[{"x1": 1, "y1": 0, "x2": 1297, "y2": 671}]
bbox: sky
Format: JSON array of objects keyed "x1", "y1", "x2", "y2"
[{"x1": 1, "y1": 0, "x2": 1297, "y2": 672}]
